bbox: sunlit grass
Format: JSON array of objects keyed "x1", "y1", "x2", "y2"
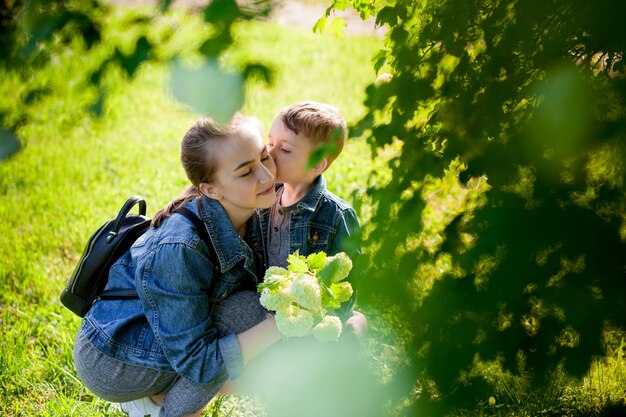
[
  {"x1": 0, "y1": 4, "x2": 386, "y2": 416},
  {"x1": 1, "y1": 4, "x2": 625, "y2": 417}
]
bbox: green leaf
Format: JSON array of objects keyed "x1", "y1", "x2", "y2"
[
  {"x1": 203, "y1": 0, "x2": 240, "y2": 27},
  {"x1": 327, "y1": 17, "x2": 346, "y2": 39},
  {"x1": 198, "y1": 30, "x2": 233, "y2": 57},
  {"x1": 332, "y1": 0, "x2": 348, "y2": 11},
  {"x1": 375, "y1": 6, "x2": 397, "y2": 26},
  {"x1": 306, "y1": 142, "x2": 338, "y2": 170},
  {"x1": 371, "y1": 49, "x2": 388, "y2": 74},
  {"x1": 287, "y1": 251, "x2": 309, "y2": 273},
  {"x1": 169, "y1": 58, "x2": 244, "y2": 122},
  {"x1": 306, "y1": 252, "x2": 327, "y2": 272},
  {"x1": 115, "y1": 36, "x2": 152, "y2": 78},
  {"x1": 319, "y1": 260, "x2": 340, "y2": 287},
  {"x1": 257, "y1": 279, "x2": 280, "y2": 293},
  {"x1": 312, "y1": 15, "x2": 327, "y2": 34},
  {"x1": 320, "y1": 283, "x2": 340, "y2": 309}
]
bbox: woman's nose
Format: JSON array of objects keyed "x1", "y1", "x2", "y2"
[{"x1": 258, "y1": 162, "x2": 275, "y2": 183}]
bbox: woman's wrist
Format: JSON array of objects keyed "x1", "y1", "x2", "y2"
[
  {"x1": 264, "y1": 313, "x2": 282, "y2": 342},
  {"x1": 237, "y1": 313, "x2": 281, "y2": 366}
]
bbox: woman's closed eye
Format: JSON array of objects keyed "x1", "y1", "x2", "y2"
[{"x1": 242, "y1": 154, "x2": 270, "y2": 177}]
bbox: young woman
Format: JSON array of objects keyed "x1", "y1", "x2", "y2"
[{"x1": 73, "y1": 115, "x2": 282, "y2": 417}]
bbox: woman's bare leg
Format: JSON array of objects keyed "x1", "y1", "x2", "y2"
[{"x1": 150, "y1": 393, "x2": 166, "y2": 406}]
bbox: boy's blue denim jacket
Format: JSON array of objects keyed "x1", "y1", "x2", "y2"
[
  {"x1": 252, "y1": 175, "x2": 361, "y2": 318},
  {"x1": 81, "y1": 196, "x2": 262, "y2": 387}
]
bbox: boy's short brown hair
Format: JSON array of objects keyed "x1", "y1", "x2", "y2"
[{"x1": 278, "y1": 101, "x2": 347, "y2": 164}]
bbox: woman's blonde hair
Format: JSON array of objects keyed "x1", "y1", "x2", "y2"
[{"x1": 151, "y1": 114, "x2": 262, "y2": 227}]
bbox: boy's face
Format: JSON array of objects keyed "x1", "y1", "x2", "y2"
[{"x1": 267, "y1": 118, "x2": 318, "y2": 185}]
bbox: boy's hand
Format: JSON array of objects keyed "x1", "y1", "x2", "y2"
[{"x1": 345, "y1": 311, "x2": 368, "y2": 340}]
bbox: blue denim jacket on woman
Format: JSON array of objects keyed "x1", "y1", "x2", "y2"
[{"x1": 80, "y1": 196, "x2": 262, "y2": 387}]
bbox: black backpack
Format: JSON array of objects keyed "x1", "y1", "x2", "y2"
[{"x1": 61, "y1": 195, "x2": 217, "y2": 317}]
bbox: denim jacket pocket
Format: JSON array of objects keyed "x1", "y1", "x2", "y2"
[{"x1": 305, "y1": 223, "x2": 334, "y2": 253}]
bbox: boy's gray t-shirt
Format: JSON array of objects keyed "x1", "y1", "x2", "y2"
[{"x1": 267, "y1": 188, "x2": 292, "y2": 268}]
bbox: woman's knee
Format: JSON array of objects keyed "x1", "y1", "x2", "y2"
[{"x1": 73, "y1": 330, "x2": 175, "y2": 402}]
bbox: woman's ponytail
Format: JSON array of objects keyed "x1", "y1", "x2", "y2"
[{"x1": 151, "y1": 185, "x2": 199, "y2": 228}]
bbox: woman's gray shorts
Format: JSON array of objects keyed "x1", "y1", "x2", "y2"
[{"x1": 73, "y1": 290, "x2": 268, "y2": 417}]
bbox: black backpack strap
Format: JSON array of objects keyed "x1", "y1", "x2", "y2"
[
  {"x1": 99, "y1": 289, "x2": 140, "y2": 299},
  {"x1": 107, "y1": 196, "x2": 147, "y2": 243},
  {"x1": 100, "y1": 203, "x2": 220, "y2": 302}
]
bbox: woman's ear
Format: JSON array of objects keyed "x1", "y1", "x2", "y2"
[{"x1": 199, "y1": 182, "x2": 222, "y2": 200}]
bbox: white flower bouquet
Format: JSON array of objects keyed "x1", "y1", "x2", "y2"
[{"x1": 257, "y1": 251, "x2": 353, "y2": 342}]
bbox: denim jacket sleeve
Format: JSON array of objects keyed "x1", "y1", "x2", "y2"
[
  {"x1": 329, "y1": 207, "x2": 361, "y2": 258},
  {"x1": 330, "y1": 207, "x2": 362, "y2": 321},
  {"x1": 136, "y1": 241, "x2": 243, "y2": 385}
]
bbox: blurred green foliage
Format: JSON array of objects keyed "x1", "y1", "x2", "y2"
[
  {"x1": 0, "y1": 0, "x2": 272, "y2": 156},
  {"x1": 3, "y1": 0, "x2": 626, "y2": 415},
  {"x1": 321, "y1": 0, "x2": 626, "y2": 414}
]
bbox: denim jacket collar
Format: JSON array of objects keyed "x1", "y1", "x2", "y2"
[
  {"x1": 277, "y1": 175, "x2": 326, "y2": 212},
  {"x1": 190, "y1": 196, "x2": 251, "y2": 273}
]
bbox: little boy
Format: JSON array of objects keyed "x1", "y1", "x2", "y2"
[{"x1": 256, "y1": 101, "x2": 367, "y2": 337}]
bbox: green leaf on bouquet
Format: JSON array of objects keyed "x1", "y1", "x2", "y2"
[
  {"x1": 319, "y1": 259, "x2": 340, "y2": 286},
  {"x1": 287, "y1": 251, "x2": 309, "y2": 274},
  {"x1": 320, "y1": 283, "x2": 340, "y2": 310},
  {"x1": 306, "y1": 252, "x2": 327, "y2": 273},
  {"x1": 257, "y1": 278, "x2": 280, "y2": 293}
]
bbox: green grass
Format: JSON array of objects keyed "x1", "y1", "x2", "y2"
[
  {"x1": 2, "y1": 5, "x2": 625, "y2": 417},
  {"x1": 0, "y1": 6, "x2": 381, "y2": 416}
]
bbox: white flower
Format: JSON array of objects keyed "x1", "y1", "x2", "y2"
[
  {"x1": 260, "y1": 287, "x2": 294, "y2": 311},
  {"x1": 330, "y1": 281, "x2": 353, "y2": 303},
  {"x1": 265, "y1": 266, "x2": 288, "y2": 277},
  {"x1": 257, "y1": 252, "x2": 356, "y2": 342},
  {"x1": 290, "y1": 273, "x2": 321, "y2": 310},
  {"x1": 325, "y1": 252, "x2": 353, "y2": 282},
  {"x1": 312, "y1": 315, "x2": 342, "y2": 342},
  {"x1": 275, "y1": 305, "x2": 314, "y2": 338},
  {"x1": 258, "y1": 270, "x2": 290, "y2": 294},
  {"x1": 264, "y1": 273, "x2": 287, "y2": 286}
]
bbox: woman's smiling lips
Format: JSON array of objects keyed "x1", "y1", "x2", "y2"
[{"x1": 258, "y1": 184, "x2": 275, "y2": 196}]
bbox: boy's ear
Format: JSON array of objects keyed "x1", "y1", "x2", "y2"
[
  {"x1": 310, "y1": 157, "x2": 328, "y2": 175},
  {"x1": 199, "y1": 182, "x2": 222, "y2": 200}
]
